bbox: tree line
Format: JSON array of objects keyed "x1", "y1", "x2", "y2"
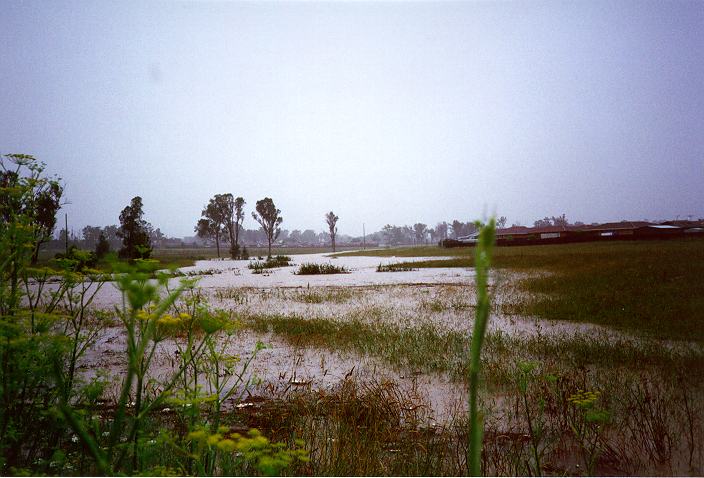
[
  {"x1": 6, "y1": 153, "x2": 603, "y2": 261},
  {"x1": 195, "y1": 194, "x2": 341, "y2": 256}
]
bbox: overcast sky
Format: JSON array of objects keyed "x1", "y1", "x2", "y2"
[{"x1": 2, "y1": 0, "x2": 703, "y2": 237}]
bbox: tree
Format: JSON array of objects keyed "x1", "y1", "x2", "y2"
[
  {"x1": 382, "y1": 224, "x2": 409, "y2": 245},
  {"x1": 1, "y1": 154, "x2": 63, "y2": 264},
  {"x1": 231, "y1": 196, "x2": 246, "y2": 258},
  {"x1": 289, "y1": 229, "x2": 302, "y2": 244},
  {"x1": 533, "y1": 214, "x2": 569, "y2": 228},
  {"x1": 82, "y1": 225, "x2": 103, "y2": 249},
  {"x1": 95, "y1": 232, "x2": 110, "y2": 259},
  {"x1": 103, "y1": 225, "x2": 121, "y2": 249},
  {"x1": 496, "y1": 216, "x2": 508, "y2": 229},
  {"x1": 195, "y1": 218, "x2": 221, "y2": 253},
  {"x1": 552, "y1": 214, "x2": 569, "y2": 227},
  {"x1": 149, "y1": 228, "x2": 165, "y2": 248},
  {"x1": 196, "y1": 195, "x2": 229, "y2": 257},
  {"x1": 435, "y1": 222, "x2": 449, "y2": 240},
  {"x1": 251, "y1": 197, "x2": 283, "y2": 257},
  {"x1": 300, "y1": 229, "x2": 317, "y2": 244},
  {"x1": 451, "y1": 220, "x2": 465, "y2": 239},
  {"x1": 413, "y1": 223, "x2": 428, "y2": 245},
  {"x1": 117, "y1": 196, "x2": 152, "y2": 260},
  {"x1": 325, "y1": 211, "x2": 339, "y2": 252}
]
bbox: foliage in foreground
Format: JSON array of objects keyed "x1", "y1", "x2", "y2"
[{"x1": 0, "y1": 165, "x2": 307, "y2": 476}]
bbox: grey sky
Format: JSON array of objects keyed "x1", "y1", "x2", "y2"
[{"x1": 2, "y1": 0, "x2": 703, "y2": 237}]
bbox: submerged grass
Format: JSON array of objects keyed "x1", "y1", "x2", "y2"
[
  {"x1": 342, "y1": 240, "x2": 704, "y2": 341},
  {"x1": 238, "y1": 313, "x2": 704, "y2": 386},
  {"x1": 292, "y1": 288, "x2": 359, "y2": 304}
]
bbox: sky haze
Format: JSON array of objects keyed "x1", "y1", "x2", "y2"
[{"x1": 2, "y1": 0, "x2": 703, "y2": 237}]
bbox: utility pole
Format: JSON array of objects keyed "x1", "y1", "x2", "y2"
[
  {"x1": 65, "y1": 213, "x2": 68, "y2": 255},
  {"x1": 362, "y1": 223, "x2": 366, "y2": 250}
]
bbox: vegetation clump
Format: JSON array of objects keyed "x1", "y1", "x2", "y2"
[
  {"x1": 248, "y1": 255, "x2": 291, "y2": 274},
  {"x1": 295, "y1": 263, "x2": 349, "y2": 275},
  {"x1": 376, "y1": 263, "x2": 417, "y2": 272}
]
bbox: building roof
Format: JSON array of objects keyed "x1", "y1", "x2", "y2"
[
  {"x1": 583, "y1": 221, "x2": 652, "y2": 231},
  {"x1": 496, "y1": 225, "x2": 579, "y2": 236},
  {"x1": 493, "y1": 220, "x2": 692, "y2": 237}
]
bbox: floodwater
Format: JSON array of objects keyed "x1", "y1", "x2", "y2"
[
  {"x1": 76, "y1": 253, "x2": 475, "y2": 420},
  {"x1": 85, "y1": 253, "x2": 473, "y2": 309},
  {"x1": 59, "y1": 252, "x2": 668, "y2": 422}
]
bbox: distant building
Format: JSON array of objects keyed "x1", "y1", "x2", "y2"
[{"x1": 442, "y1": 220, "x2": 703, "y2": 248}]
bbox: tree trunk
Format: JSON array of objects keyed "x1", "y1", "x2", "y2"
[
  {"x1": 215, "y1": 233, "x2": 220, "y2": 258},
  {"x1": 31, "y1": 242, "x2": 41, "y2": 265},
  {"x1": 267, "y1": 236, "x2": 272, "y2": 258}
]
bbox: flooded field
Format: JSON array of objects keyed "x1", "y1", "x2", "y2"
[{"x1": 64, "y1": 249, "x2": 704, "y2": 475}]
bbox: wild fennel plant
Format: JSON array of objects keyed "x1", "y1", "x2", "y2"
[{"x1": 468, "y1": 218, "x2": 496, "y2": 476}]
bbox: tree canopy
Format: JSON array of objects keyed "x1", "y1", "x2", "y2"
[
  {"x1": 117, "y1": 196, "x2": 152, "y2": 260},
  {"x1": 325, "y1": 211, "x2": 339, "y2": 252},
  {"x1": 252, "y1": 197, "x2": 283, "y2": 257}
]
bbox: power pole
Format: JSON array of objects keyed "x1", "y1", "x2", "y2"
[{"x1": 65, "y1": 213, "x2": 68, "y2": 255}]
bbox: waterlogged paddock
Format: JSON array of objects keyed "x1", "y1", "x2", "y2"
[{"x1": 54, "y1": 246, "x2": 704, "y2": 475}]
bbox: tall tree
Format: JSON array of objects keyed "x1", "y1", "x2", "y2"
[
  {"x1": 95, "y1": 232, "x2": 110, "y2": 259},
  {"x1": 496, "y1": 216, "x2": 508, "y2": 229},
  {"x1": 195, "y1": 218, "x2": 221, "y2": 254},
  {"x1": 196, "y1": 195, "x2": 229, "y2": 257},
  {"x1": 232, "y1": 196, "x2": 246, "y2": 258},
  {"x1": 1, "y1": 154, "x2": 63, "y2": 264},
  {"x1": 413, "y1": 223, "x2": 428, "y2": 245},
  {"x1": 251, "y1": 197, "x2": 283, "y2": 257},
  {"x1": 117, "y1": 196, "x2": 152, "y2": 259},
  {"x1": 102, "y1": 225, "x2": 121, "y2": 249},
  {"x1": 150, "y1": 228, "x2": 165, "y2": 248},
  {"x1": 325, "y1": 211, "x2": 339, "y2": 252},
  {"x1": 451, "y1": 220, "x2": 465, "y2": 239},
  {"x1": 82, "y1": 225, "x2": 103, "y2": 249},
  {"x1": 533, "y1": 214, "x2": 569, "y2": 228},
  {"x1": 435, "y1": 222, "x2": 449, "y2": 240}
]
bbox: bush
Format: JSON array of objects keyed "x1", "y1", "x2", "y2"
[{"x1": 53, "y1": 245, "x2": 98, "y2": 271}]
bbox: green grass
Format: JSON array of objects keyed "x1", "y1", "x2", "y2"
[{"x1": 339, "y1": 239, "x2": 704, "y2": 342}]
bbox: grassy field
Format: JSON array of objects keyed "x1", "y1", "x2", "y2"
[{"x1": 337, "y1": 239, "x2": 704, "y2": 342}]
